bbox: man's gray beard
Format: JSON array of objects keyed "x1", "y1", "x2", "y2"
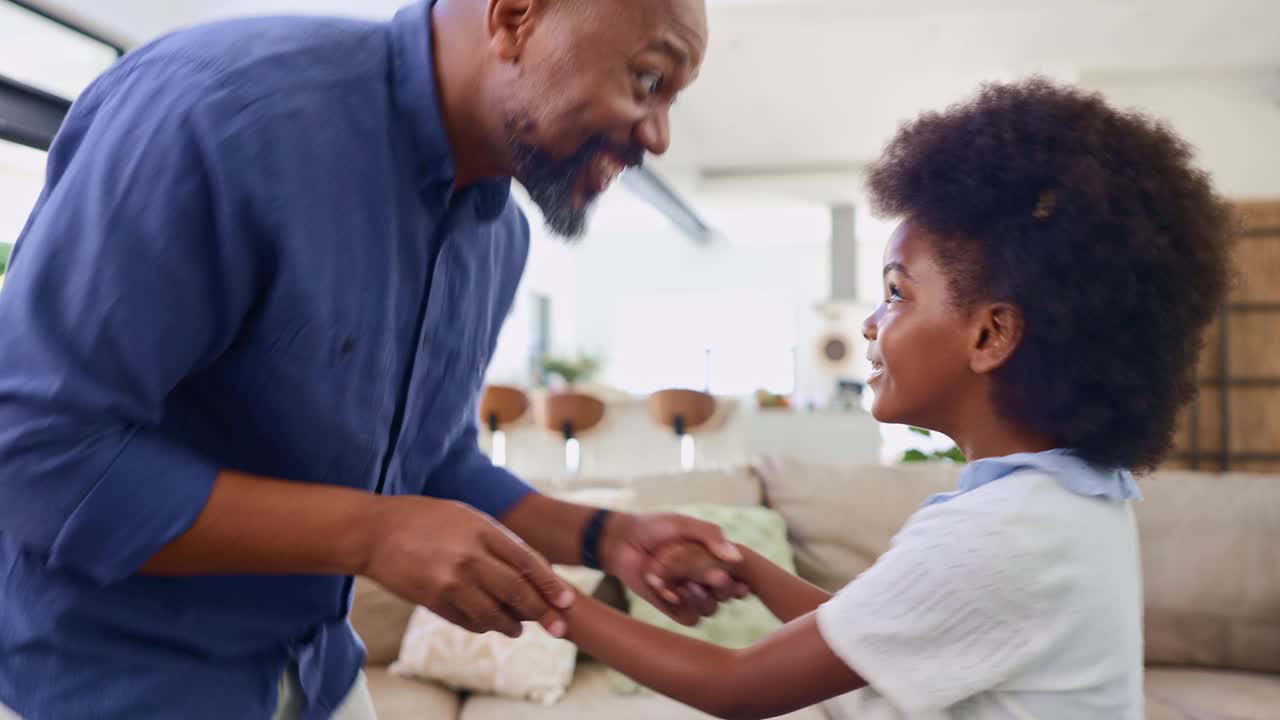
[{"x1": 509, "y1": 137, "x2": 595, "y2": 239}]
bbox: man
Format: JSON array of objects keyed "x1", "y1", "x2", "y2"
[{"x1": 0, "y1": 0, "x2": 734, "y2": 718}]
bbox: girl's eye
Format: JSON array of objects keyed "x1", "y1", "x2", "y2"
[{"x1": 887, "y1": 283, "x2": 904, "y2": 303}]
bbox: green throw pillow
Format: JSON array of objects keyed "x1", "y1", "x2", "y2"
[{"x1": 606, "y1": 503, "x2": 796, "y2": 695}]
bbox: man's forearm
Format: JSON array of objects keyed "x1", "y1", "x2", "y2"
[
  {"x1": 500, "y1": 492, "x2": 623, "y2": 567},
  {"x1": 140, "y1": 470, "x2": 383, "y2": 576}
]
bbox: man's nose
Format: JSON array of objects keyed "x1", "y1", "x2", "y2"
[{"x1": 634, "y1": 103, "x2": 671, "y2": 156}]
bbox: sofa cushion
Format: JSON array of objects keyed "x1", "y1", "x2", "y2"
[
  {"x1": 1137, "y1": 470, "x2": 1280, "y2": 673},
  {"x1": 389, "y1": 566, "x2": 605, "y2": 704},
  {"x1": 351, "y1": 578, "x2": 417, "y2": 666},
  {"x1": 458, "y1": 661, "x2": 826, "y2": 720},
  {"x1": 609, "y1": 504, "x2": 796, "y2": 695},
  {"x1": 523, "y1": 473, "x2": 633, "y2": 494},
  {"x1": 1144, "y1": 667, "x2": 1280, "y2": 720},
  {"x1": 551, "y1": 485, "x2": 638, "y2": 512},
  {"x1": 364, "y1": 667, "x2": 460, "y2": 720},
  {"x1": 629, "y1": 465, "x2": 764, "y2": 511},
  {"x1": 521, "y1": 466, "x2": 758, "y2": 513},
  {"x1": 752, "y1": 455, "x2": 960, "y2": 591}
]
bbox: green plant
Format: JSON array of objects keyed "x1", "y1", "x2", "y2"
[
  {"x1": 539, "y1": 352, "x2": 601, "y2": 386},
  {"x1": 901, "y1": 427, "x2": 966, "y2": 464}
]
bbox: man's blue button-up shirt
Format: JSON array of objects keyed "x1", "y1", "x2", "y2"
[{"x1": 0, "y1": 3, "x2": 534, "y2": 717}]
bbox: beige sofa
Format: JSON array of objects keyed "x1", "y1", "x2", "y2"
[{"x1": 350, "y1": 456, "x2": 1280, "y2": 719}]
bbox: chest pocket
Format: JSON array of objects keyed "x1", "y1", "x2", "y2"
[{"x1": 240, "y1": 319, "x2": 386, "y2": 488}]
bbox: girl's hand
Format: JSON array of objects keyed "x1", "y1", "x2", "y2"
[{"x1": 649, "y1": 541, "x2": 752, "y2": 618}]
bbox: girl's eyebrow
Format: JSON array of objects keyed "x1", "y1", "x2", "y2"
[{"x1": 883, "y1": 262, "x2": 914, "y2": 281}]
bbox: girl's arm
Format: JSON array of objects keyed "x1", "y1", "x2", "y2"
[
  {"x1": 566, "y1": 547, "x2": 859, "y2": 719},
  {"x1": 564, "y1": 592, "x2": 865, "y2": 720},
  {"x1": 731, "y1": 544, "x2": 833, "y2": 622}
]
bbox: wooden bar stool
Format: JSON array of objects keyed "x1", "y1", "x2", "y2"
[
  {"x1": 648, "y1": 389, "x2": 716, "y2": 471},
  {"x1": 479, "y1": 385, "x2": 529, "y2": 468},
  {"x1": 537, "y1": 391, "x2": 606, "y2": 475}
]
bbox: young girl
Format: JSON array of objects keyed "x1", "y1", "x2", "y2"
[{"x1": 562, "y1": 79, "x2": 1231, "y2": 719}]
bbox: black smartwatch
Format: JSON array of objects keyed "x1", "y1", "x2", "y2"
[{"x1": 580, "y1": 509, "x2": 612, "y2": 570}]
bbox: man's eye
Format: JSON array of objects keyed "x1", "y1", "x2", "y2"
[{"x1": 637, "y1": 71, "x2": 664, "y2": 96}]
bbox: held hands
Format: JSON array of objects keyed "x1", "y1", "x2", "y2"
[
  {"x1": 600, "y1": 512, "x2": 751, "y2": 626},
  {"x1": 363, "y1": 496, "x2": 575, "y2": 639},
  {"x1": 360, "y1": 499, "x2": 751, "y2": 637},
  {"x1": 650, "y1": 540, "x2": 752, "y2": 617}
]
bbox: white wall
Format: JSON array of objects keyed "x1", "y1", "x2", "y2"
[
  {"x1": 487, "y1": 187, "x2": 845, "y2": 402},
  {"x1": 571, "y1": 198, "x2": 832, "y2": 397},
  {"x1": 481, "y1": 189, "x2": 888, "y2": 478},
  {"x1": 854, "y1": 200, "x2": 897, "y2": 307},
  {"x1": 1082, "y1": 67, "x2": 1280, "y2": 200},
  {"x1": 485, "y1": 193, "x2": 580, "y2": 385}
]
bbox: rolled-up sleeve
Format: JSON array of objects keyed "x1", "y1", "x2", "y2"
[
  {"x1": 427, "y1": 415, "x2": 535, "y2": 519},
  {"x1": 0, "y1": 61, "x2": 257, "y2": 585}
]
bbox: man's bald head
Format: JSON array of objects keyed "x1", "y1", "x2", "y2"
[{"x1": 441, "y1": 0, "x2": 708, "y2": 237}]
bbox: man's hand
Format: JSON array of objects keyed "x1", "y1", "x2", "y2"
[
  {"x1": 365, "y1": 496, "x2": 575, "y2": 639},
  {"x1": 601, "y1": 512, "x2": 751, "y2": 626}
]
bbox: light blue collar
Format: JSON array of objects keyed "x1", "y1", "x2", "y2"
[{"x1": 924, "y1": 448, "x2": 1142, "y2": 507}]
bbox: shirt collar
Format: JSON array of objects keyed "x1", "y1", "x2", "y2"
[
  {"x1": 389, "y1": 0, "x2": 512, "y2": 221},
  {"x1": 924, "y1": 448, "x2": 1142, "y2": 507}
]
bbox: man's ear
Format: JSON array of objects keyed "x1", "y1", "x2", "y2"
[
  {"x1": 487, "y1": 0, "x2": 540, "y2": 62},
  {"x1": 969, "y1": 302, "x2": 1024, "y2": 374}
]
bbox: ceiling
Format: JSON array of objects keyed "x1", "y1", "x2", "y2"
[
  {"x1": 677, "y1": 0, "x2": 1280, "y2": 169},
  {"x1": 33, "y1": 0, "x2": 1280, "y2": 201}
]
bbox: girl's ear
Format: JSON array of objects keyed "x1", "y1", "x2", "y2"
[{"x1": 969, "y1": 302, "x2": 1024, "y2": 374}]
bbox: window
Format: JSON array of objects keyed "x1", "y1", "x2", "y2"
[
  {"x1": 0, "y1": 138, "x2": 44, "y2": 249},
  {"x1": 0, "y1": 1, "x2": 121, "y2": 100},
  {"x1": 1, "y1": 1, "x2": 124, "y2": 155},
  {"x1": 0, "y1": 0, "x2": 124, "y2": 269}
]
